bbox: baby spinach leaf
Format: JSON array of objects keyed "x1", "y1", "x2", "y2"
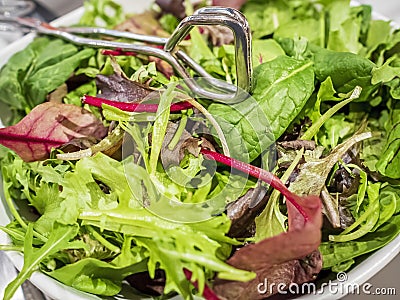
[
  {"x1": 255, "y1": 149, "x2": 304, "y2": 241},
  {"x1": 25, "y1": 48, "x2": 94, "y2": 107},
  {"x1": 251, "y1": 56, "x2": 314, "y2": 138},
  {"x1": 46, "y1": 258, "x2": 148, "y2": 296},
  {"x1": 208, "y1": 56, "x2": 314, "y2": 161},
  {"x1": 308, "y1": 44, "x2": 377, "y2": 100},
  {"x1": 277, "y1": 39, "x2": 377, "y2": 101},
  {"x1": 4, "y1": 223, "x2": 84, "y2": 300}
]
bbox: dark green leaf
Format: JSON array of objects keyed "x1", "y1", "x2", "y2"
[
  {"x1": 376, "y1": 101, "x2": 400, "y2": 178},
  {"x1": 208, "y1": 56, "x2": 314, "y2": 161}
]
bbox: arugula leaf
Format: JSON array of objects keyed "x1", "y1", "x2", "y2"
[
  {"x1": 329, "y1": 183, "x2": 381, "y2": 242},
  {"x1": 320, "y1": 213, "x2": 400, "y2": 271},
  {"x1": 208, "y1": 56, "x2": 314, "y2": 161},
  {"x1": 4, "y1": 223, "x2": 84, "y2": 300},
  {"x1": 301, "y1": 86, "x2": 361, "y2": 140},
  {"x1": 46, "y1": 257, "x2": 148, "y2": 296}
]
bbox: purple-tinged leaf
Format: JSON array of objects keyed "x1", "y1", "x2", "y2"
[{"x1": 0, "y1": 102, "x2": 107, "y2": 162}]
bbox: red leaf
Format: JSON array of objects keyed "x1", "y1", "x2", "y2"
[
  {"x1": 213, "y1": 196, "x2": 322, "y2": 299},
  {"x1": 0, "y1": 102, "x2": 107, "y2": 162}
]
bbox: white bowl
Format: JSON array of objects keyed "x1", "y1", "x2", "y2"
[{"x1": 0, "y1": 1, "x2": 399, "y2": 299}]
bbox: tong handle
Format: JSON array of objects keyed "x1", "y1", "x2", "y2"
[
  {"x1": 166, "y1": 6, "x2": 253, "y2": 95},
  {"x1": 13, "y1": 7, "x2": 253, "y2": 104}
]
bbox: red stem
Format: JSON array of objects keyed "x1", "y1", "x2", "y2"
[
  {"x1": 101, "y1": 45, "x2": 164, "y2": 57},
  {"x1": 200, "y1": 149, "x2": 309, "y2": 221},
  {"x1": 101, "y1": 49, "x2": 138, "y2": 56},
  {"x1": 82, "y1": 95, "x2": 193, "y2": 112},
  {"x1": 183, "y1": 269, "x2": 220, "y2": 300}
]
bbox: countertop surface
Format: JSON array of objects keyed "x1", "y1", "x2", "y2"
[{"x1": 0, "y1": 0, "x2": 399, "y2": 299}]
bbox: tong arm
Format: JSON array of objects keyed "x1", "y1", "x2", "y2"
[{"x1": 13, "y1": 6, "x2": 253, "y2": 104}]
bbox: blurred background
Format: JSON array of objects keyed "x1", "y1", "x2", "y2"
[{"x1": 0, "y1": 0, "x2": 399, "y2": 299}]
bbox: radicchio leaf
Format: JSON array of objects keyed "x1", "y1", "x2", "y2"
[
  {"x1": 0, "y1": 102, "x2": 107, "y2": 162},
  {"x1": 213, "y1": 195, "x2": 322, "y2": 299}
]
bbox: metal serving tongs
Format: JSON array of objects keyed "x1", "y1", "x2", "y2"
[{"x1": 12, "y1": 6, "x2": 252, "y2": 104}]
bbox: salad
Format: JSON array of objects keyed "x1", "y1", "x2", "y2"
[{"x1": 0, "y1": 0, "x2": 399, "y2": 299}]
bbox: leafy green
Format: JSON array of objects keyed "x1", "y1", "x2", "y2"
[
  {"x1": 320, "y1": 213, "x2": 400, "y2": 270},
  {"x1": 308, "y1": 44, "x2": 377, "y2": 100},
  {"x1": 208, "y1": 55, "x2": 314, "y2": 161},
  {"x1": 149, "y1": 85, "x2": 175, "y2": 175},
  {"x1": 325, "y1": 0, "x2": 370, "y2": 54},
  {"x1": 47, "y1": 258, "x2": 148, "y2": 296},
  {"x1": 329, "y1": 183, "x2": 381, "y2": 242},
  {"x1": 2, "y1": 0, "x2": 400, "y2": 298},
  {"x1": 4, "y1": 223, "x2": 85, "y2": 300}
]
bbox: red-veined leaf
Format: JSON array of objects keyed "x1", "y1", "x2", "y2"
[{"x1": 0, "y1": 102, "x2": 107, "y2": 162}]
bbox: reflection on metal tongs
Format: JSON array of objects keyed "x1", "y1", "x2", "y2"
[{"x1": 12, "y1": 7, "x2": 252, "y2": 104}]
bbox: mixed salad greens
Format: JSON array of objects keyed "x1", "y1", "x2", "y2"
[{"x1": 0, "y1": 0, "x2": 399, "y2": 299}]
